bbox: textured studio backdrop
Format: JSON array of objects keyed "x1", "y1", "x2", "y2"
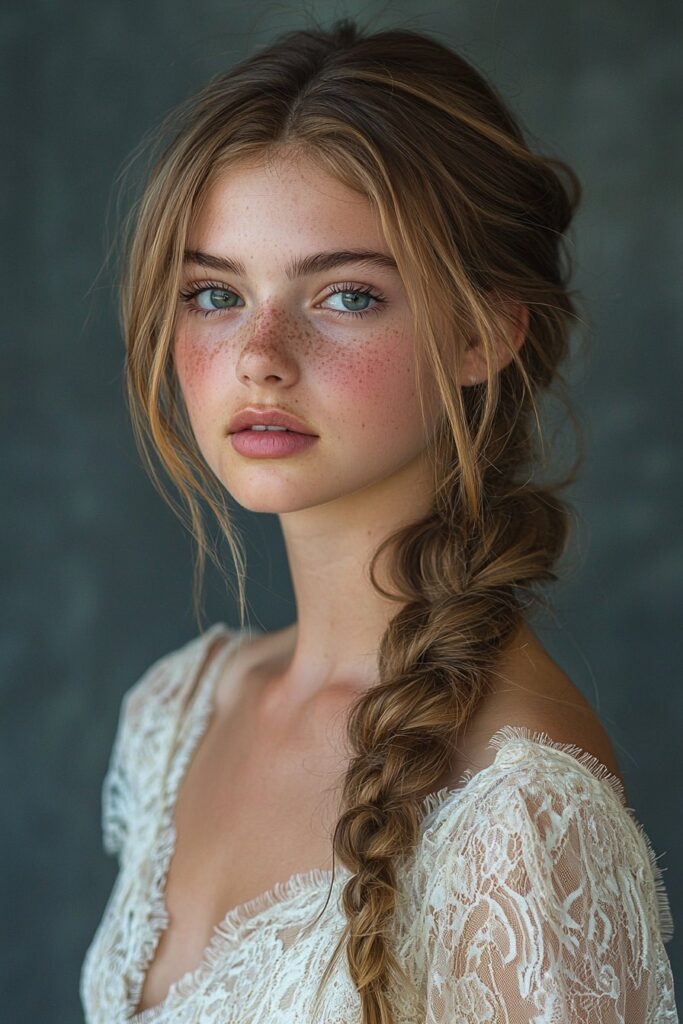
[{"x1": 2, "y1": 1, "x2": 681, "y2": 1019}]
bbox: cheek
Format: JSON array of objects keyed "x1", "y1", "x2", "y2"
[
  {"x1": 322, "y1": 327, "x2": 422, "y2": 439},
  {"x1": 173, "y1": 332, "x2": 225, "y2": 421}
]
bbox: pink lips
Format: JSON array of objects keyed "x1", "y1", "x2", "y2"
[{"x1": 230, "y1": 428, "x2": 319, "y2": 458}]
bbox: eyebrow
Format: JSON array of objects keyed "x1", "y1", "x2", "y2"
[{"x1": 182, "y1": 247, "x2": 399, "y2": 279}]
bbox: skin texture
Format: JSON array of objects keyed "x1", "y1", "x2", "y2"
[{"x1": 174, "y1": 151, "x2": 527, "y2": 715}]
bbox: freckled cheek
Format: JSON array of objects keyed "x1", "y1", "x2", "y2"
[
  {"x1": 321, "y1": 330, "x2": 419, "y2": 439},
  {"x1": 173, "y1": 332, "x2": 226, "y2": 414}
]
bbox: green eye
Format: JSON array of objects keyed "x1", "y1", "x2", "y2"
[
  {"x1": 178, "y1": 284, "x2": 245, "y2": 318},
  {"x1": 322, "y1": 283, "x2": 387, "y2": 319},
  {"x1": 326, "y1": 291, "x2": 373, "y2": 312},
  {"x1": 194, "y1": 286, "x2": 242, "y2": 309}
]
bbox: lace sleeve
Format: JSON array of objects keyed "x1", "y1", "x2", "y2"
[
  {"x1": 100, "y1": 649, "x2": 175, "y2": 861},
  {"x1": 420, "y1": 741, "x2": 678, "y2": 1023},
  {"x1": 100, "y1": 690, "x2": 133, "y2": 859}
]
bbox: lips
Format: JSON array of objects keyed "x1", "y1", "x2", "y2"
[{"x1": 230, "y1": 428, "x2": 319, "y2": 458}]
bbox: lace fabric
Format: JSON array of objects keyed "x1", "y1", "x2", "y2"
[{"x1": 80, "y1": 622, "x2": 679, "y2": 1023}]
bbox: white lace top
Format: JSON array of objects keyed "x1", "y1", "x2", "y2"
[{"x1": 80, "y1": 622, "x2": 678, "y2": 1023}]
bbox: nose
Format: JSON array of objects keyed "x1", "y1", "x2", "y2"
[{"x1": 235, "y1": 306, "x2": 301, "y2": 387}]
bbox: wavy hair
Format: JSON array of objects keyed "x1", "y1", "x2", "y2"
[{"x1": 114, "y1": 16, "x2": 586, "y2": 1023}]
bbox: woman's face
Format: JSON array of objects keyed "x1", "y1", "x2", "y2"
[{"x1": 173, "y1": 151, "x2": 443, "y2": 514}]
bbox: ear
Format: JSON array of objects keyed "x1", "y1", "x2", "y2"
[{"x1": 461, "y1": 300, "x2": 529, "y2": 387}]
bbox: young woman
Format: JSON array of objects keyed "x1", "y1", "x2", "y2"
[{"x1": 80, "y1": 18, "x2": 677, "y2": 1024}]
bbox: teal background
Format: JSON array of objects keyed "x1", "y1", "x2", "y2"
[{"x1": 2, "y1": 1, "x2": 680, "y2": 1018}]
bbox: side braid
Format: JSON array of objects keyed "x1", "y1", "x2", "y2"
[{"x1": 308, "y1": 469, "x2": 572, "y2": 1022}]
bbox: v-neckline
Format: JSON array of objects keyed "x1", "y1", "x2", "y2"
[
  {"x1": 126, "y1": 622, "x2": 467, "y2": 1022},
  {"x1": 128, "y1": 625, "x2": 354, "y2": 1022},
  {"x1": 127, "y1": 622, "x2": 630, "y2": 1022}
]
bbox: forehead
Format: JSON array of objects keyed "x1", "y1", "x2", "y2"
[{"x1": 188, "y1": 152, "x2": 387, "y2": 255}]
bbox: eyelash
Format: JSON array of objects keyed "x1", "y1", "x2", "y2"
[{"x1": 177, "y1": 280, "x2": 387, "y2": 320}]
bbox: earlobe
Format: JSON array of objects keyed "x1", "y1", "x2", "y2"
[{"x1": 461, "y1": 301, "x2": 529, "y2": 386}]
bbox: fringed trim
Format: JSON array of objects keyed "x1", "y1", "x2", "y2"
[
  {"x1": 149, "y1": 866, "x2": 344, "y2": 1007},
  {"x1": 419, "y1": 770, "x2": 476, "y2": 823},
  {"x1": 134, "y1": 867, "x2": 343, "y2": 1013},
  {"x1": 207, "y1": 866, "x2": 345, "y2": 967},
  {"x1": 487, "y1": 724, "x2": 675, "y2": 946},
  {"x1": 415, "y1": 720, "x2": 632, "y2": 828},
  {"x1": 124, "y1": 823, "x2": 176, "y2": 1020},
  {"x1": 487, "y1": 724, "x2": 629, "y2": 805},
  {"x1": 637, "y1": 822, "x2": 675, "y2": 945}
]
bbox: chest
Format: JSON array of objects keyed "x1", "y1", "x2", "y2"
[{"x1": 134, "y1": 690, "x2": 348, "y2": 1015}]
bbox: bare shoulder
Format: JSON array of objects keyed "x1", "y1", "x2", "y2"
[{"x1": 451, "y1": 620, "x2": 626, "y2": 793}]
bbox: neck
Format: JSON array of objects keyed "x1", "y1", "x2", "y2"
[{"x1": 270, "y1": 450, "x2": 435, "y2": 705}]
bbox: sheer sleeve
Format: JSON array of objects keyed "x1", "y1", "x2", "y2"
[
  {"x1": 420, "y1": 733, "x2": 677, "y2": 1023},
  {"x1": 100, "y1": 685, "x2": 134, "y2": 859},
  {"x1": 100, "y1": 647, "x2": 178, "y2": 862},
  {"x1": 99, "y1": 624, "x2": 234, "y2": 864}
]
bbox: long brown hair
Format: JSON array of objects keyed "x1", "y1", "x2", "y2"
[{"x1": 115, "y1": 16, "x2": 586, "y2": 1022}]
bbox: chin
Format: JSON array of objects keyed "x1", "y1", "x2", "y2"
[{"x1": 222, "y1": 476, "x2": 326, "y2": 515}]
